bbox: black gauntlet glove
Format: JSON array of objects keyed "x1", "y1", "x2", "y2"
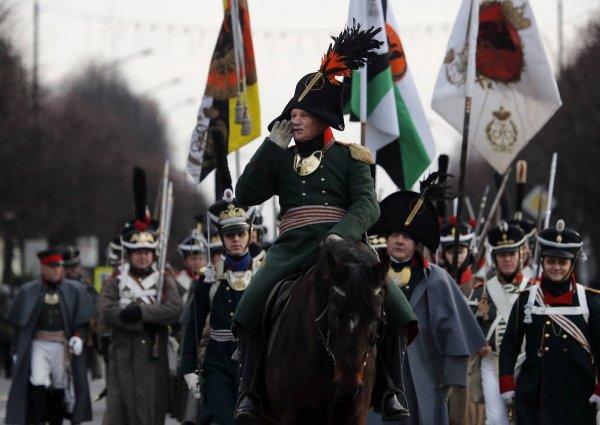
[{"x1": 119, "y1": 303, "x2": 142, "y2": 323}]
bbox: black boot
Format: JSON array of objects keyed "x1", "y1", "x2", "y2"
[
  {"x1": 47, "y1": 388, "x2": 65, "y2": 425},
  {"x1": 234, "y1": 329, "x2": 264, "y2": 422},
  {"x1": 30, "y1": 384, "x2": 48, "y2": 424},
  {"x1": 373, "y1": 330, "x2": 410, "y2": 422}
]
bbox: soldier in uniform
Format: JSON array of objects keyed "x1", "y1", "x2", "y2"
[
  {"x1": 499, "y1": 220, "x2": 600, "y2": 425},
  {"x1": 438, "y1": 219, "x2": 485, "y2": 425},
  {"x1": 438, "y1": 219, "x2": 479, "y2": 301},
  {"x1": 233, "y1": 24, "x2": 416, "y2": 422},
  {"x1": 176, "y1": 231, "x2": 208, "y2": 305},
  {"x1": 63, "y1": 246, "x2": 103, "y2": 381},
  {"x1": 368, "y1": 191, "x2": 487, "y2": 425},
  {"x1": 474, "y1": 222, "x2": 529, "y2": 425},
  {"x1": 180, "y1": 191, "x2": 258, "y2": 425},
  {"x1": 100, "y1": 169, "x2": 182, "y2": 425},
  {"x1": 5, "y1": 248, "x2": 94, "y2": 425}
]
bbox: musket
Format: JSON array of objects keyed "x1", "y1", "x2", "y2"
[
  {"x1": 532, "y1": 153, "x2": 558, "y2": 279},
  {"x1": 153, "y1": 162, "x2": 173, "y2": 358},
  {"x1": 473, "y1": 167, "x2": 512, "y2": 268},
  {"x1": 474, "y1": 185, "x2": 490, "y2": 236}
]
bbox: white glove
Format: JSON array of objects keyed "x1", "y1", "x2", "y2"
[
  {"x1": 500, "y1": 390, "x2": 515, "y2": 404},
  {"x1": 184, "y1": 372, "x2": 202, "y2": 400},
  {"x1": 68, "y1": 336, "x2": 83, "y2": 356},
  {"x1": 589, "y1": 393, "x2": 600, "y2": 408},
  {"x1": 268, "y1": 120, "x2": 294, "y2": 149},
  {"x1": 12, "y1": 354, "x2": 16, "y2": 364},
  {"x1": 320, "y1": 233, "x2": 343, "y2": 248}
]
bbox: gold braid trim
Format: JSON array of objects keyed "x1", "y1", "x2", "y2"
[{"x1": 335, "y1": 141, "x2": 374, "y2": 165}]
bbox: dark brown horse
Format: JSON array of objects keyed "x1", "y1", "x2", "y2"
[{"x1": 264, "y1": 238, "x2": 389, "y2": 425}]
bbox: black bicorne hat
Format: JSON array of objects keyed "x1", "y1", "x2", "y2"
[
  {"x1": 487, "y1": 221, "x2": 527, "y2": 254},
  {"x1": 268, "y1": 21, "x2": 383, "y2": 131},
  {"x1": 62, "y1": 245, "x2": 81, "y2": 267},
  {"x1": 440, "y1": 219, "x2": 475, "y2": 249},
  {"x1": 369, "y1": 191, "x2": 440, "y2": 251},
  {"x1": 537, "y1": 219, "x2": 583, "y2": 260},
  {"x1": 208, "y1": 189, "x2": 255, "y2": 236}
]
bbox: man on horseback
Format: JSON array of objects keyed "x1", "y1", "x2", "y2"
[{"x1": 233, "y1": 23, "x2": 416, "y2": 422}]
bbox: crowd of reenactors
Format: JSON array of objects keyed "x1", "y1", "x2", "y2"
[{"x1": 3, "y1": 23, "x2": 599, "y2": 425}]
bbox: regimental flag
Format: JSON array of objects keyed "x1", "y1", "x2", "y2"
[
  {"x1": 346, "y1": 0, "x2": 436, "y2": 189},
  {"x1": 431, "y1": 0, "x2": 561, "y2": 173},
  {"x1": 186, "y1": 0, "x2": 261, "y2": 183}
]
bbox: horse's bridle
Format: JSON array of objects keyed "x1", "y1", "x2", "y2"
[{"x1": 314, "y1": 283, "x2": 386, "y2": 368}]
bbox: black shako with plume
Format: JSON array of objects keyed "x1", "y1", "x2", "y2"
[
  {"x1": 212, "y1": 128, "x2": 233, "y2": 200},
  {"x1": 121, "y1": 166, "x2": 159, "y2": 250},
  {"x1": 268, "y1": 20, "x2": 383, "y2": 131}
]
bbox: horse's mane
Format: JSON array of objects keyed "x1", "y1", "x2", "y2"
[{"x1": 315, "y1": 238, "x2": 384, "y2": 318}]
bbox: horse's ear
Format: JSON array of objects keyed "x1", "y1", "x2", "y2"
[{"x1": 373, "y1": 255, "x2": 391, "y2": 284}]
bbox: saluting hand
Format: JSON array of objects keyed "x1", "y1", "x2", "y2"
[{"x1": 268, "y1": 120, "x2": 294, "y2": 149}]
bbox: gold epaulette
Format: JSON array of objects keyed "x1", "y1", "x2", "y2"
[
  {"x1": 335, "y1": 141, "x2": 374, "y2": 165},
  {"x1": 585, "y1": 287, "x2": 600, "y2": 295}
]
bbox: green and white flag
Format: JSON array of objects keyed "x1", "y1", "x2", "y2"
[
  {"x1": 346, "y1": 0, "x2": 436, "y2": 189},
  {"x1": 431, "y1": 0, "x2": 562, "y2": 173}
]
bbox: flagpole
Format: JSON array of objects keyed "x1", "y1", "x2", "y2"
[
  {"x1": 359, "y1": 67, "x2": 367, "y2": 147},
  {"x1": 452, "y1": 0, "x2": 478, "y2": 282}
]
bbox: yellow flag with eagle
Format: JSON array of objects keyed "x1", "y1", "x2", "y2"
[{"x1": 186, "y1": 0, "x2": 261, "y2": 183}]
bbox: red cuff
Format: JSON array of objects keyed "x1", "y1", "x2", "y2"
[
  {"x1": 499, "y1": 375, "x2": 515, "y2": 393},
  {"x1": 594, "y1": 382, "x2": 600, "y2": 396},
  {"x1": 74, "y1": 332, "x2": 81, "y2": 337}
]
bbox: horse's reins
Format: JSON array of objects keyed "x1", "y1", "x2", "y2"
[{"x1": 314, "y1": 284, "x2": 385, "y2": 369}]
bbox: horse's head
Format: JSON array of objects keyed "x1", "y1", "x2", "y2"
[{"x1": 316, "y1": 238, "x2": 390, "y2": 401}]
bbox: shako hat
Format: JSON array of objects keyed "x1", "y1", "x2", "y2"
[
  {"x1": 440, "y1": 218, "x2": 475, "y2": 249},
  {"x1": 506, "y1": 217, "x2": 536, "y2": 240},
  {"x1": 178, "y1": 220, "x2": 208, "y2": 257},
  {"x1": 486, "y1": 221, "x2": 527, "y2": 254},
  {"x1": 121, "y1": 167, "x2": 159, "y2": 251},
  {"x1": 369, "y1": 191, "x2": 440, "y2": 252},
  {"x1": 208, "y1": 189, "x2": 255, "y2": 236},
  {"x1": 107, "y1": 236, "x2": 122, "y2": 265},
  {"x1": 537, "y1": 219, "x2": 583, "y2": 260},
  {"x1": 62, "y1": 246, "x2": 81, "y2": 267},
  {"x1": 268, "y1": 21, "x2": 383, "y2": 131},
  {"x1": 38, "y1": 248, "x2": 64, "y2": 266}
]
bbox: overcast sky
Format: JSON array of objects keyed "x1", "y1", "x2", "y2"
[{"x1": 7, "y1": 0, "x2": 600, "y2": 235}]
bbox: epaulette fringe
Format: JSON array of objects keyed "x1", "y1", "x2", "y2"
[{"x1": 335, "y1": 141, "x2": 374, "y2": 164}]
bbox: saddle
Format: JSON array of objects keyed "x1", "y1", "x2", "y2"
[{"x1": 262, "y1": 270, "x2": 309, "y2": 357}]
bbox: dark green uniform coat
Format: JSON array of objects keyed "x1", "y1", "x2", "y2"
[
  {"x1": 499, "y1": 284, "x2": 600, "y2": 425},
  {"x1": 235, "y1": 138, "x2": 398, "y2": 335},
  {"x1": 181, "y1": 259, "x2": 252, "y2": 425}
]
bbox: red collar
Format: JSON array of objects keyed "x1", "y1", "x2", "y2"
[
  {"x1": 459, "y1": 267, "x2": 473, "y2": 285},
  {"x1": 543, "y1": 283, "x2": 575, "y2": 305}
]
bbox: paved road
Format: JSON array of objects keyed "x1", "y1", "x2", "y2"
[{"x1": 0, "y1": 370, "x2": 181, "y2": 424}]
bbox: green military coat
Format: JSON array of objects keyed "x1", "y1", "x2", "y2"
[{"x1": 234, "y1": 137, "x2": 414, "y2": 335}]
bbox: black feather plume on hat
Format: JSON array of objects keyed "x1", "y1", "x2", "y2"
[
  {"x1": 133, "y1": 166, "x2": 147, "y2": 222},
  {"x1": 212, "y1": 128, "x2": 233, "y2": 198},
  {"x1": 319, "y1": 20, "x2": 383, "y2": 85}
]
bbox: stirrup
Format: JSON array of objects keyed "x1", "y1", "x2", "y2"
[
  {"x1": 234, "y1": 392, "x2": 262, "y2": 422},
  {"x1": 381, "y1": 392, "x2": 410, "y2": 422}
]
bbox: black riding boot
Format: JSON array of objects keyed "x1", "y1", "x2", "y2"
[
  {"x1": 31, "y1": 385, "x2": 48, "y2": 424},
  {"x1": 234, "y1": 329, "x2": 264, "y2": 422},
  {"x1": 373, "y1": 329, "x2": 410, "y2": 421},
  {"x1": 47, "y1": 388, "x2": 65, "y2": 425}
]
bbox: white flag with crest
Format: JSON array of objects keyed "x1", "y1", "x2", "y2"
[{"x1": 432, "y1": 0, "x2": 562, "y2": 173}]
